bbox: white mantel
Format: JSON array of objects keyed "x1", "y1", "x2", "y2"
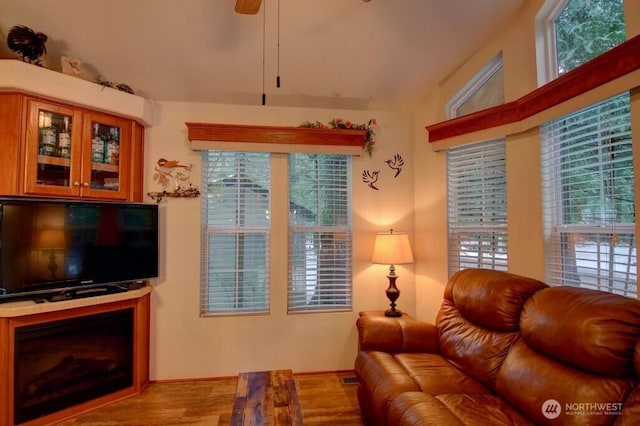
[
  {"x1": 0, "y1": 285, "x2": 152, "y2": 318},
  {"x1": 0, "y1": 59, "x2": 154, "y2": 126}
]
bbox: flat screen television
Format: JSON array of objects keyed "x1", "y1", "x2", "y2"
[{"x1": 0, "y1": 197, "x2": 159, "y2": 303}]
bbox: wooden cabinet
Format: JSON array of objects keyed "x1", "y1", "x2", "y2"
[
  {"x1": 0, "y1": 288, "x2": 151, "y2": 426},
  {"x1": 0, "y1": 92, "x2": 145, "y2": 202}
]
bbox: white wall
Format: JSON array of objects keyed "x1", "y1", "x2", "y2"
[{"x1": 145, "y1": 102, "x2": 414, "y2": 379}]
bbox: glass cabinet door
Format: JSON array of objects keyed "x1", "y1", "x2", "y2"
[
  {"x1": 22, "y1": 98, "x2": 135, "y2": 201},
  {"x1": 37, "y1": 111, "x2": 73, "y2": 184},
  {"x1": 81, "y1": 112, "x2": 131, "y2": 200},
  {"x1": 24, "y1": 100, "x2": 82, "y2": 197},
  {"x1": 89, "y1": 121, "x2": 120, "y2": 190}
]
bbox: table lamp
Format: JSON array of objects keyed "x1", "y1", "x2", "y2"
[
  {"x1": 37, "y1": 229, "x2": 66, "y2": 279},
  {"x1": 371, "y1": 229, "x2": 414, "y2": 317}
]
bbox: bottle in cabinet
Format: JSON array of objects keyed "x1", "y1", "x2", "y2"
[
  {"x1": 38, "y1": 111, "x2": 58, "y2": 156},
  {"x1": 91, "y1": 123, "x2": 105, "y2": 163},
  {"x1": 82, "y1": 114, "x2": 132, "y2": 198},
  {"x1": 105, "y1": 128, "x2": 120, "y2": 165},
  {"x1": 58, "y1": 116, "x2": 71, "y2": 158}
]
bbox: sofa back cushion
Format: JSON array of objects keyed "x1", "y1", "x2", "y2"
[
  {"x1": 496, "y1": 286, "x2": 640, "y2": 425},
  {"x1": 521, "y1": 286, "x2": 640, "y2": 377},
  {"x1": 436, "y1": 269, "x2": 548, "y2": 390}
]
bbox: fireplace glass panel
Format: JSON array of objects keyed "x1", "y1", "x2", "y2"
[{"x1": 14, "y1": 308, "x2": 134, "y2": 424}]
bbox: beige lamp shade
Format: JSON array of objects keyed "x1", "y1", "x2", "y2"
[
  {"x1": 371, "y1": 230, "x2": 414, "y2": 265},
  {"x1": 37, "y1": 229, "x2": 66, "y2": 249}
]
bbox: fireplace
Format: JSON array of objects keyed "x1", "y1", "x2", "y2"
[
  {"x1": 0, "y1": 288, "x2": 150, "y2": 426},
  {"x1": 14, "y1": 309, "x2": 134, "y2": 424}
]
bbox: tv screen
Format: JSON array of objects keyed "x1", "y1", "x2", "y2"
[{"x1": 0, "y1": 197, "x2": 159, "y2": 303}]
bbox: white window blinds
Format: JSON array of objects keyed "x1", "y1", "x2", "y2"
[
  {"x1": 201, "y1": 151, "x2": 271, "y2": 315},
  {"x1": 447, "y1": 139, "x2": 508, "y2": 276},
  {"x1": 541, "y1": 92, "x2": 636, "y2": 297},
  {"x1": 288, "y1": 154, "x2": 352, "y2": 312}
]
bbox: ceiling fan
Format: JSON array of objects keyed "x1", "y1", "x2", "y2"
[{"x1": 235, "y1": 0, "x2": 370, "y2": 15}]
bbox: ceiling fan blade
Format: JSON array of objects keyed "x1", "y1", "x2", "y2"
[{"x1": 235, "y1": 0, "x2": 262, "y2": 14}]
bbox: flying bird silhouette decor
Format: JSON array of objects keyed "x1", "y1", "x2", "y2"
[
  {"x1": 385, "y1": 154, "x2": 405, "y2": 177},
  {"x1": 362, "y1": 170, "x2": 380, "y2": 190},
  {"x1": 7, "y1": 25, "x2": 48, "y2": 66},
  {"x1": 148, "y1": 158, "x2": 200, "y2": 202},
  {"x1": 362, "y1": 153, "x2": 405, "y2": 190}
]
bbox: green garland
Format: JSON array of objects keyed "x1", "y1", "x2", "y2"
[{"x1": 300, "y1": 118, "x2": 377, "y2": 157}]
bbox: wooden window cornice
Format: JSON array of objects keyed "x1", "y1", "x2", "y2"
[
  {"x1": 186, "y1": 122, "x2": 367, "y2": 155},
  {"x1": 426, "y1": 34, "x2": 640, "y2": 143}
]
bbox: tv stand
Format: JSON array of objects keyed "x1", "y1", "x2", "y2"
[{"x1": 0, "y1": 286, "x2": 151, "y2": 426}]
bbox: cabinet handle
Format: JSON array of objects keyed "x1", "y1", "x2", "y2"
[
  {"x1": 73, "y1": 181, "x2": 80, "y2": 186},
  {"x1": 83, "y1": 182, "x2": 90, "y2": 187}
]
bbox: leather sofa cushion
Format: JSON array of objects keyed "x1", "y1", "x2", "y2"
[
  {"x1": 497, "y1": 339, "x2": 633, "y2": 425},
  {"x1": 394, "y1": 353, "x2": 490, "y2": 395},
  {"x1": 436, "y1": 308, "x2": 520, "y2": 390},
  {"x1": 357, "y1": 314, "x2": 439, "y2": 353},
  {"x1": 617, "y1": 386, "x2": 640, "y2": 424},
  {"x1": 436, "y1": 269, "x2": 548, "y2": 390},
  {"x1": 356, "y1": 351, "x2": 491, "y2": 423},
  {"x1": 388, "y1": 392, "x2": 533, "y2": 426},
  {"x1": 441, "y1": 269, "x2": 548, "y2": 332},
  {"x1": 520, "y1": 286, "x2": 640, "y2": 377},
  {"x1": 355, "y1": 351, "x2": 422, "y2": 423}
]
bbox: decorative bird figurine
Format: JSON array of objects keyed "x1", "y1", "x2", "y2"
[
  {"x1": 154, "y1": 158, "x2": 192, "y2": 190},
  {"x1": 362, "y1": 170, "x2": 380, "y2": 190},
  {"x1": 156, "y1": 158, "x2": 189, "y2": 173},
  {"x1": 7, "y1": 25, "x2": 48, "y2": 66},
  {"x1": 385, "y1": 154, "x2": 405, "y2": 178}
]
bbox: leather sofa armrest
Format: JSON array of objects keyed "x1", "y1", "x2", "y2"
[{"x1": 356, "y1": 315, "x2": 439, "y2": 353}]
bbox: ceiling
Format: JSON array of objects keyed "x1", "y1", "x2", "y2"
[{"x1": 0, "y1": 0, "x2": 526, "y2": 111}]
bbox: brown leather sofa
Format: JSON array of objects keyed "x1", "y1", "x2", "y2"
[{"x1": 355, "y1": 269, "x2": 640, "y2": 425}]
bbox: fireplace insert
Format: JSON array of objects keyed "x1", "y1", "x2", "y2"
[{"x1": 13, "y1": 308, "x2": 134, "y2": 424}]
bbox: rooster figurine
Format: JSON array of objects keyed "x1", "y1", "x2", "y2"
[
  {"x1": 7, "y1": 25, "x2": 48, "y2": 66},
  {"x1": 362, "y1": 170, "x2": 380, "y2": 190}
]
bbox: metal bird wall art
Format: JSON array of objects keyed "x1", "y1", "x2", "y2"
[
  {"x1": 362, "y1": 170, "x2": 380, "y2": 190},
  {"x1": 385, "y1": 154, "x2": 404, "y2": 177},
  {"x1": 155, "y1": 158, "x2": 192, "y2": 189},
  {"x1": 7, "y1": 25, "x2": 48, "y2": 66},
  {"x1": 362, "y1": 153, "x2": 406, "y2": 190},
  {"x1": 148, "y1": 158, "x2": 200, "y2": 202}
]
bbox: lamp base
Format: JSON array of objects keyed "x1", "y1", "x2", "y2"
[
  {"x1": 385, "y1": 309, "x2": 402, "y2": 317},
  {"x1": 384, "y1": 265, "x2": 402, "y2": 318}
]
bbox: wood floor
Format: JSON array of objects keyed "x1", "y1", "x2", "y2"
[{"x1": 57, "y1": 371, "x2": 364, "y2": 425}]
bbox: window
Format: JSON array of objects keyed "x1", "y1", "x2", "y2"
[
  {"x1": 537, "y1": 0, "x2": 625, "y2": 84},
  {"x1": 201, "y1": 151, "x2": 270, "y2": 315},
  {"x1": 201, "y1": 150, "x2": 353, "y2": 315},
  {"x1": 446, "y1": 54, "x2": 508, "y2": 276},
  {"x1": 539, "y1": 0, "x2": 634, "y2": 297},
  {"x1": 447, "y1": 139, "x2": 508, "y2": 276},
  {"x1": 446, "y1": 53, "x2": 505, "y2": 119},
  {"x1": 288, "y1": 154, "x2": 352, "y2": 313},
  {"x1": 541, "y1": 93, "x2": 636, "y2": 297},
  {"x1": 554, "y1": 0, "x2": 625, "y2": 75}
]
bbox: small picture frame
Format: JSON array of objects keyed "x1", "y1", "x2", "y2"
[{"x1": 60, "y1": 56, "x2": 82, "y2": 78}]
